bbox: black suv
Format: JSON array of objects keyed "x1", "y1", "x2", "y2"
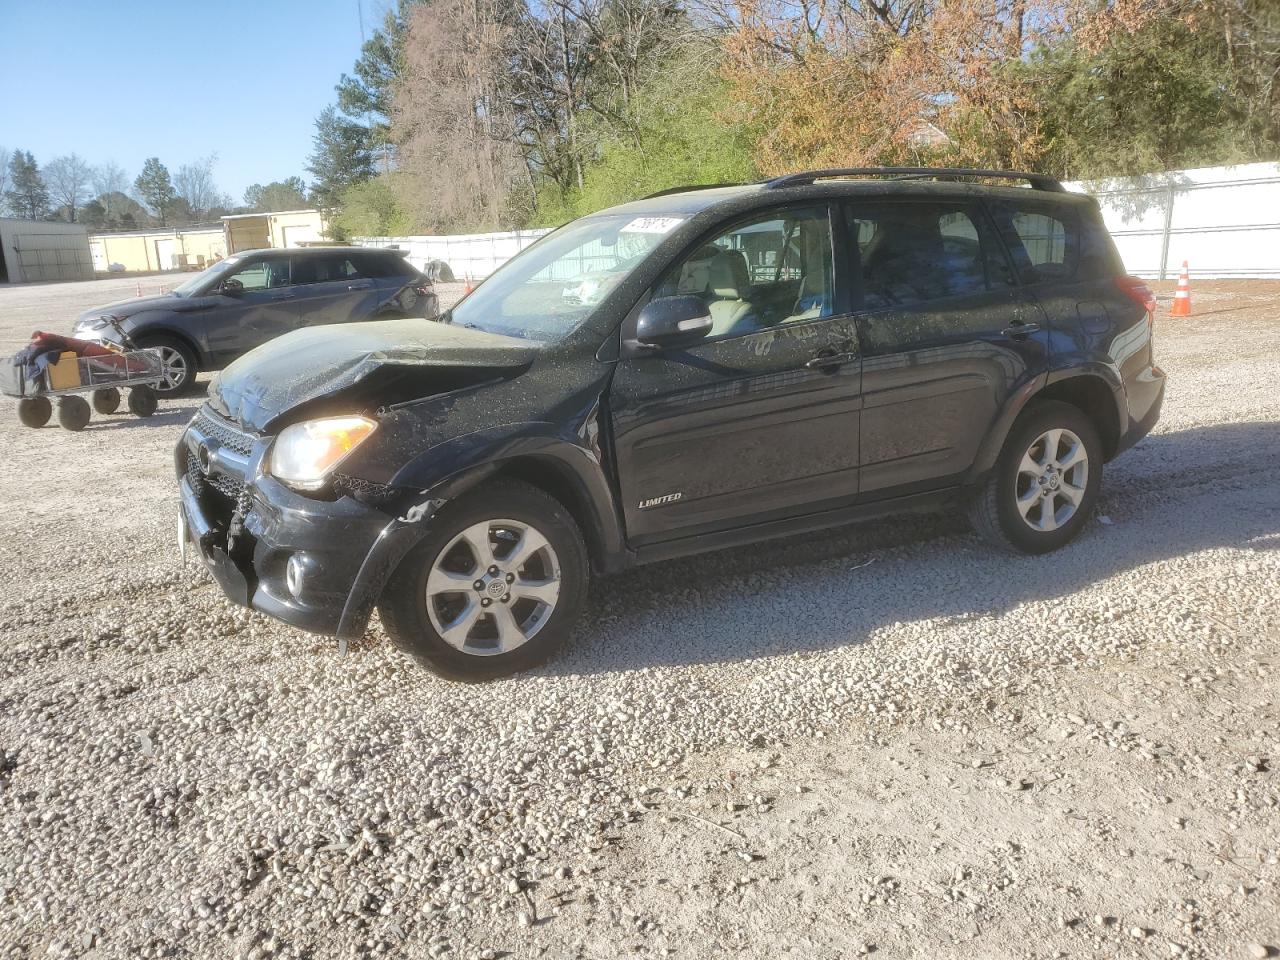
[
  {"x1": 74, "y1": 247, "x2": 437, "y2": 394},
  {"x1": 176, "y1": 168, "x2": 1164, "y2": 679}
]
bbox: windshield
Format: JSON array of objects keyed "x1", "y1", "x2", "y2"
[
  {"x1": 169, "y1": 256, "x2": 242, "y2": 297},
  {"x1": 448, "y1": 214, "x2": 684, "y2": 341}
]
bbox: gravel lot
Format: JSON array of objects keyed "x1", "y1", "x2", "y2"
[{"x1": 0, "y1": 277, "x2": 1277, "y2": 960}]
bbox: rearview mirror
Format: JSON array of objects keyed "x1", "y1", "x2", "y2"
[
  {"x1": 219, "y1": 278, "x2": 244, "y2": 296},
  {"x1": 632, "y1": 295, "x2": 712, "y2": 350}
]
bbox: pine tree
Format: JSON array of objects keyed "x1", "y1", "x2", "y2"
[
  {"x1": 307, "y1": 106, "x2": 375, "y2": 210},
  {"x1": 134, "y1": 157, "x2": 176, "y2": 226},
  {"x1": 5, "y1": 151, "x2": 50, "y2": 219}
]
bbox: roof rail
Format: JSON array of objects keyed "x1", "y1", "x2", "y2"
[
  {"x1": 642, "y1": 182, "x2": 744, "y2": 200},
  {"x1": 764, "y1": 167, "x2": 1065, "y2": 192}
]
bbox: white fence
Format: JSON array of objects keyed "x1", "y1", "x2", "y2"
[
  {"x1": 1066, "y1": 162, "x2": 1280, "y2": 279},
  {"x1": 356, "y1": 161, "x2": 1280, "y2": 283}
]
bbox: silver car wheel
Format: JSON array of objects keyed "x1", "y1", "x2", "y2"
[
  {"x1": 1015, "y1": 427, "x2": 1089, "y2": 532},
  {"x1": 425, "y1": 518, "x2": 562, "y2": 657},
  {"x1": 158, "y1": 346, "x2": 188, "y2": 390}
]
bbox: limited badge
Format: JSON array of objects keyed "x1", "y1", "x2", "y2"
[{"x1": 639, "y1": 492, "x2": 683, "y2": 510}]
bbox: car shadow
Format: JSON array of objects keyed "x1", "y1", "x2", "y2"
[
  {"x1": 85, "y1": 402, "x2": 201, "y2": 431},
  {"x1": 547, "y1": 419, "x2": 1280, "y2": 676}
]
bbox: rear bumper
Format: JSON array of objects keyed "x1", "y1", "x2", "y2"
[
  {"x1": 1115, "y1": 364, "x2": 1165, "y2": 457},
  {"x1": 176, "y1": 416, "x2": 426, "y2": 640}
]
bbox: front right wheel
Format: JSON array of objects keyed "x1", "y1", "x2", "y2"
[
  {"x1": 969, "y1": 400, "x2": 1102, "y2": 554},
  {"x1": 378, "y1": 481, "x2": 589, "y2": 680}
]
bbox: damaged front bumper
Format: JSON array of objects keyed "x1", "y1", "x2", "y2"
[{"x1": 175, "y1": 409, "x2": 433, "y2": 641}]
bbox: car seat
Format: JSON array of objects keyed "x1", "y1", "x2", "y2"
[{"x1": 706, "y1": 249, "x2": 754, "y2": 337}]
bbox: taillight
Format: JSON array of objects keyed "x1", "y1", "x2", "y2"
[{"x1": 1115, "y1": 275, "x2": 1156, "y2": 315}]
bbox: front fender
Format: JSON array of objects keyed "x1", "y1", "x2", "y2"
[{"x1": 334, "y1": 422, "x2": 628, "y2": 641}]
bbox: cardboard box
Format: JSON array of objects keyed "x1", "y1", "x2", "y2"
[{"x1": 46, "y1": 352, "x2": 82, "y2": 390}]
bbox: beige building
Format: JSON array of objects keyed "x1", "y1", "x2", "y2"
[
  {"x1": 89, "y1": 227, "x2": 227, "y2": 274},
  {"x1": 222, "y1": 209, "x2": 328, "y2": 254}
]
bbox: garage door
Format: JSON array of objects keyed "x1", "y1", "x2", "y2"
[
  {"x1": 155, "y1": 238, "x2": 177, "y2": 270},
  {"x1": 282, "y1": 225, "x2": 320, "y2": 248}
]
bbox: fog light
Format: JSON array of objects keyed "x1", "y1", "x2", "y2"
[{"x1": 285, "y1": 555, "x2": 307, "y2": 598}]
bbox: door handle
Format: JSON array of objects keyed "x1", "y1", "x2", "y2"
[
  {"x1": 347, "y1": 280, "x2": 374, "y2": 290},
  {"x1": 270, "y1": 292, "x2": 294, "y2": 301},
  {"x1": 805, "y1": 351, "x2": 858, "y2": 371},
  {"x1": 1002, "y1": 322, "x2": 1041, "y2": 338}
]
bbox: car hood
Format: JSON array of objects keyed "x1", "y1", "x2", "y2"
[
  {"x1": 76, "y1": 294, "x2": 196, "y2": 323},
  {"x1": 209, "y1": 318, "x2": 539, "y2": 432}
]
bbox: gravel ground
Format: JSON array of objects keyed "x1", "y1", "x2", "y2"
[{"x1": 0, "y1": 278, "x2": 1276, "y2": 960}]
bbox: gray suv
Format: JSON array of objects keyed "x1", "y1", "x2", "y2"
[{"x1": 73, "y1": 247, "x2": 438, "y2": 395}]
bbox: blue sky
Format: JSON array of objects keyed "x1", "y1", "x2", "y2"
[{"x1": 0, "y1": 0, "x2": 380, "y2": 203}]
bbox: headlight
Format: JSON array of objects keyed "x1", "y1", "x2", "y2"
[
  {"x1": 269, "y1": 416, "x2": 377, "y2": 490},
  {"x1": 78, "y1": 315, "x2": 117, "y2": 332}
]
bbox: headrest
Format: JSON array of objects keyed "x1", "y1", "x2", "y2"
[{"x1": 709, "y1": 249, "x2": 750, "y2": 299}]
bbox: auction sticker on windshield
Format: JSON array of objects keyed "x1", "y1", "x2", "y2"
[{"x1": 621, "y1": 217, "x2": 684, "y2": 234}]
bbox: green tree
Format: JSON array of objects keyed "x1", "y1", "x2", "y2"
[
  {"x1": 243, "y1": 177, "x2": 309, "y2": 212},
  {"x1": 337, "y1": 0, "x2": 421, "y2": 149},
  {"x1": 134, "y1": 157, "x2": 176, "y2": 226},
  {"x1": 5, "y1": 150, "x2": 50, "y2": 219},
  {"x1": 307, "y1": 106, "x2": 376, "y2": 209},
  {"x1": 528, "y1": 49, "x2": 756, "y2": 224},
  {"x1": 1027, "y1": 18, "x2": 1255, "y2": 179},
  {"x1": 335, "y1": 175, "x2": 411, "y2": 237}
]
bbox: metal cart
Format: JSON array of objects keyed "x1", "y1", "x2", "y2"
[{"x1": 3, "y1": 342, "x2": 168, "y2": 431}]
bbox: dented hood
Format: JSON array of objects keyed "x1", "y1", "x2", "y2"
[{"x1": 209, "y1": 318, "x2": 538, "y2": 431}]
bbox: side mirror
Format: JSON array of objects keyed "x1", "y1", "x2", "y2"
[
  {"x1": 632, "y1": 295, "x2": 712, "y2": 351},
  {"x1": 219, "y1": 278, "x2": 244, "y2": 296}
]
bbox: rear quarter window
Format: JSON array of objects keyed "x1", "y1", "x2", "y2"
[
  {"x1": 988, "y1": 199, "x2": 1117, "y2": 284},
  {"x1": 356, "y1": 252, "x2": 415, "y2": 279}
]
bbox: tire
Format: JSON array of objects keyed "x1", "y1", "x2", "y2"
[
  {"x1": 379, "y1": 480, "x2": 589, "y2": 680},
  {"x1": 57, "y1": 396, "x2": 91, "y2": 432},
  {"x1": 128, "y1": 385, "x2": 158, "y2": 418},
  {"x1": 968, "y1": 399, "x2": 1102, "y2": 554},
  {"x1": 92, "y1": 388, "x2": 121, "y2": 415},
  {"x1": 136, "y1": 335, "x2": 197, "y2": 396},
  {"x1": 17, "y1": 397, "x2": 52, "y2": 428}
]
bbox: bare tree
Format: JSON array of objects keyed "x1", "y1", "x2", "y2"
[
  {"x1": 91, "y1": 161, "x2": 130, "y2": 221},
  {"x1": 0, "y1": 146, "x2": 10, "y2": 215},
  {"x1": 394, "y1": 0, "x2": 528, "y2": 231},
  {"x1": 45, "y1": 153, "x2": 93, "y2": 222},
  {"x1": 174, "y1": 154, "x2": 225, "y2": 219}
]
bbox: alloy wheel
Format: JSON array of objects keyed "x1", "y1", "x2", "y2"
[
  {"x1": 1014, "y1": 427, "x2": 1089, "y2": 532},
  {"x1": 425, "y1": 518, "x2": 562, "y2": 656},
  {"x1": 157, "y1": 346, "x2": 188, "y2": 390}
]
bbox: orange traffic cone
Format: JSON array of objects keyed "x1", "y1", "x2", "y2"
[{"x1": 1171, "y1": 261, "x2": 1192, "y2": 317}]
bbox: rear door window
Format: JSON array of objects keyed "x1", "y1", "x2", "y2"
[
  {"x1": 845, "y1": 201, "x2": 1013, "y2": 309},
  {"x1": 292, "y1": 254, "x2": 361, "y2": 286}
]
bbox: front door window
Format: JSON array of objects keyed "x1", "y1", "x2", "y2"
[{"x1": 657, "y1": 206, "x2": 835, "y2": 340}]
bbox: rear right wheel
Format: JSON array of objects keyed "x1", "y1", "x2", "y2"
[{"x1": 969, "y1": 400, "x2": 1102, "y2": 554}]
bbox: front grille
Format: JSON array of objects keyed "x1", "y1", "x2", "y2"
[
  {"x1": 187, "y1": 450, "x2": 245, "y2": 503},
  {"x1": 194, "y1": 407, "x2": 254, "y2": 457}
]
